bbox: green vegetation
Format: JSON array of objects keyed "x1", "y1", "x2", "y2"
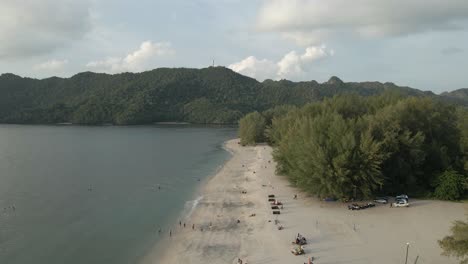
[
  {"x1": 439, "y1": 219, "x2": 468, "y2": 264},
  {"x1": 238, "y1": 93, "x2": 468, "y2": 198},
  {"x1": 434, "y1": 170, "x2": 466, "y2": 200},
  {"x1": 238, "y1": 112, "x2": 266, "y2": 145},
  {"x1": 1, "y1": 67, "x2": 466, "y2": 125}
]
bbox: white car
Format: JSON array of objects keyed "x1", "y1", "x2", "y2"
[
  {"x1": 396, "y1": 194, "x2": 409, "y2": 201},
  {"x1": 392, "y1": 200, "x2": 410, "y2": 207}
]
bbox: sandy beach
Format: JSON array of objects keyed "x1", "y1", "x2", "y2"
[{"x1": 143, "y1": 139, "x2": 467, "y2": 264}]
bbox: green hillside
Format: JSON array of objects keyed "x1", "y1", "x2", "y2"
[{"x1": 0, "y1": 66, "x2": 456, "y2": 125}]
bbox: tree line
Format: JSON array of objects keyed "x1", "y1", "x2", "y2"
[{"x1": 239, "y1": 93, "x2": 468, "y2": 200}]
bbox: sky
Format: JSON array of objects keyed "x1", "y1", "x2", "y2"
[{"x1": 0, "y1": 0, "x2": 467, "y2": 93}]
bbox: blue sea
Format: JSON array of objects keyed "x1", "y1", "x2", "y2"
[{"x1": 0, "y1": 125, "x2": 236, "y2": 264}]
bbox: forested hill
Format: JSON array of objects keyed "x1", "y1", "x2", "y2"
[
  {"x1": 440, "y1": 88, "x2": 468, "y2": 106},
  {"x1": 0, "y1": 66, "x2": 461, "y2": 125}
]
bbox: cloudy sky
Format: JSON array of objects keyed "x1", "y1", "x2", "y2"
[{"x1": 1, "y1": 0, "x2": 467, "y2": 93}]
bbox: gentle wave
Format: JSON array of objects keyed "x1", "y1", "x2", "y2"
[{"x1": 183, "y1": 195, "x2": 204, "y2": 220}]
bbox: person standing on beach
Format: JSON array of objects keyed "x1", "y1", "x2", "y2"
[
  {"x1": 169, "y1": 230, "x2": 172, "y2": 237},
  {"x1": 179, "y1": 221, "x2": 181, "y2": 227},
  {"x1": 192, "y1": 224, "x2": 195, "y2": 230},
  {"x1": 183, "y1": 222, "x2": 186, "y2": 228}
]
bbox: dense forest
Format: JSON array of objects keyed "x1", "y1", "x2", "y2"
[
  {"x1": 0, "y1": 67, "x2": 466, "y2": 125},
  {"x1": 238, "y1": 93, "x2": 468, "y2": 200}
]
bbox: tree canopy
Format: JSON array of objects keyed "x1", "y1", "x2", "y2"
[
  {"x1": 439, "y1": 219, "x2": 468, "y2": 264},
  {"x1": 238, "y1": 93, "x2": 468, "y2": 198}
]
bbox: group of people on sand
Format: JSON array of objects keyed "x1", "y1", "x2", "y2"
[{"x1": 158, "y1": 220, "x2": 208, "y2": 237}]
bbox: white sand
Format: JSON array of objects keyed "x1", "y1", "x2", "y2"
[{"x1": 142, "y1": 139, "x2": 467, "y2": 264}]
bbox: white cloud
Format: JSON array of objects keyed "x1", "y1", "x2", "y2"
[
  {"x1": 86, "y1": 41, "x2": 174, "y2": 73},
  {"x1": 228, "y1": 56, "x2": 277, "y2": 81},
  {"x1": 229, "y1": 45, "x2": 333, "y2": 80},
  {"x1": 34, "y1": 59, "x2": 69, "y2": 71},
  {"x1": 277, "y1": 51, "x2": 302, "y2": 78},
  {"x1": 257, "y1": 0, "x2": 468, "y2": 45},
  {"x1": 301, "y1": 46, "x2": 333, "y2": 61},
  {"x1": 0, "y1": 0, "x2": 92, "y2": 58}
]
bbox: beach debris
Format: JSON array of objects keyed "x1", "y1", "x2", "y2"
[
  {"x1": 273, "y1": 210, "x2": 280, "y2": 215},
  {"x1": 292, "y1": 233, "x2": 307, "y2": 245},
  {"x1": 293, "y1": 194, "x2": 297, "y2": 199},
  {"x1": 271, "y1": 199, "x2": 282, "y2": 205},
  {"x1": 347, "y1": 202, "x2": 376, "y2": 210},
  {"x1": 249, "y1": 213, "x2": 256, "y2": 217},
  {"x1": 291, "y1": 245, "x2": 305, "y2": 255}
]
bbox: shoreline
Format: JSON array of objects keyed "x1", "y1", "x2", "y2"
[
  {"x1": 138, "y1": 140, "x2": 236, "y2": 264},
  {"x1": 141, "y1": 139, "x2": 467, "y2": 264}
]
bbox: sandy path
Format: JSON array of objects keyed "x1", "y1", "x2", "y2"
[{"x1": 142, "y1": 139, "x2": 467, "y2": 264}]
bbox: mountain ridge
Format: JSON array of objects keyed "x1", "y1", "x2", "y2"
[{"x1": 0, "y1": 67, "x2": 465, "y2": 124}]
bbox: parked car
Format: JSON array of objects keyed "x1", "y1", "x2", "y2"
[
  {"x1": 396, "y1": 194, "x2": 409, "y2": 201},
  {"x1": 395, "y1": 198, "x2": 408, "y2": 203},
  {"x1": 373, "y1": 197, "x2": 388, "y2": 204},
  {"x1": 392, "y1": 200, "x2": 410, "y2": 207}
]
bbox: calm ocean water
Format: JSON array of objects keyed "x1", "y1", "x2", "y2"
[{"x1": 0, "y1": 125, "x2": 236, "y2": 264}]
